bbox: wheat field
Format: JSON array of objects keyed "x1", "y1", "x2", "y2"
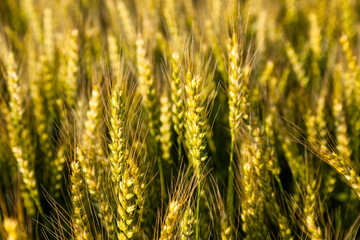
[{"x1": 0, "y1": 0, "x2": 360, "y2": 239}]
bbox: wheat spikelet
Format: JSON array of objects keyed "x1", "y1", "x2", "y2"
[
  {"x1": 311, "y1": 67, "x2": 360, "y2": 198},
  {"x1": 341, "y1": 0, "x2": 355, "y2": 39},
  {"x1": 279, "y1": 128, "x2": 306, "y2": 184},
  {"x1": 3, "y1": 218, "x2": 19, "y2": 240},
  {"x1": 227, "y1": 32, "x2": 244, "y2": 140},
  {"x1": 226, "y1": 31, "x2": 247, "y2": 229},
  {"x1": 333, "y1": 85, "x2": 351, "y2": 163},
  {"x1": 304, "y1": 181, "x2": 322, "y2": 240},
  {"x1": 64, "y1": 29, "x2": 79, "y2": 107},
  {"x1": 285, "y1": 42, "x2": 309, "y2": 88},
  {"x1": 180, "y1": 206, "x2": 195, "y2": 240},
  {"x1": 159, "y1": 201, "x2": 181, "y2": 240},
  {"x1": 249, "y1": 123, "x2": 268, "y2": 238},
  {"x1": 70, "y1": 160, "x2": 90, "y2": 240},
  {"x1": 261, "y1": 121, "x2": 293, "y2": 239},
  {"x1": 255, "y1": 10, "x2": 267, "y2": 54},
  {"x1": 117, "y1": 0, "x2": 136, "y2": 45},
  {"x1": 116, "y1": 166, "x2": 137, "y2": 239},
  {"x1": 42, "y1": 8, "x2": 57, "y2": 119},
  {"x1": 78, "y1": 83, "x2": 113, "y2": 231},
  {"x1": 184, "y1": 61, "x2": 209, "y2": 239},
  {"x1": 204, "y1": 19, "x2": 226, "y2": 79},
  {"x1": 217, "y1": 192, "x2": 232, "y2": 240},
  {"x1": 264, "y1": 114, "x2": 280, "y2": 177},
  {"x1": 241, "y1": 119, "x2": 282, "y2": 239},
  {"x1": 109, "y1": 89, "x2": 127, "y2": 186},
  {"x1": 136, "y1": 35, "x2": 165, "y2": 198},
  {"x1": 163, "y1": 0, "x2": 178, "y2": 41},
  {"x1": 309, "y1": 13, "x2": 321, "y2": 58},
  {"x1": 314, "y1": 88, "x2": 327, "y2": 147},
  {"x1": 160, "y1": 94, "x2": 173, "y2": 165},
  {"x1": 5, "y1": 51, "x2": 42, "y2": 214},
  {"x1": 184, "y1": 69, "x2": 207, "y2": 178},
  {"x1": 339, "y1": 35, "x2": 358, "y2": 110},
  {"x1": 51, "y1": 144, "x2": 66, "y2": 198},
  {"x1": 21, "y1": 0, "x2": 41, "y2": 42},
  {"x1": 170, "y1": 50, "x2": 184, "y2": 163},
  {"x1": 109, "y1": 89, "x2": 132, "y2": 237},
  {"x1": 240, "y1": 143, "x2": 257, "y2": 238},
  {"x1": 318, "y1": 146, "x2": 360, "y2": 199},
  {"x1": 104, "y1": 0, "x2": 120, "y2": 34},
  {"x1": 27, "y1": 39, "x2": 54, "y2": 169},
  {"x1": 107, "y1": 33, "x2": 120, "y2": 80},
  {"x1": 136, "y1": 36, "x2": 159, "y2": 141},
  {"x1": 76, "y1": 147, "x2": 98, "y2": 202},
  {"x1": 80, "y1": 85, "x2": 101, "y2": 192}
]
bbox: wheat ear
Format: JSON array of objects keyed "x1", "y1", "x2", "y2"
[
  {"x1": 170, "y1": 50, "x2": 184, "y2": 163},
  {"x1": 136, "y1": 35, "x2": 165, "y2": 199},
  {"x1": 5, "y1": 51, "x2": 42, "y2": 214},
  {"x1": 159, "y1": 201, "x2": 181, "y2": 240},
  {"x1": 27, "y1": 39, "x2": 54, "y2": 176},
  {"x1": 226, "y1": 31, "x2": 244, "y2": 230},
  {"x1": 184, "y1": 66, "x2": 208, "y2": 240},
  {"x1": 180, "y1": 206, "x2": 195, "y2": 240},
  {"x1": 160, "y1": 94, "x2": 173, "y2": 165},
  {"x1": 42, "y1": 9, "x2": 57, "y2": 119},
  {"x1": 64, "y1": 29, "x2": 79, "y2": 107},
  {"x1": 71, "y1": 160, "x2": 90, "y2": 240},
  {"x1": 3, "y1": 218, "x2": 19, "y2": 240}
]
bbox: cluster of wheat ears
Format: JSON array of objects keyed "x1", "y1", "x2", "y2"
[{"x1": 1, "y1": 0, "x2": 360, "y2": 239}]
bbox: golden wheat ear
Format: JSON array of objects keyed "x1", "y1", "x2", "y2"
[
  {"x1": 70, "y1": 158, "x2": 91, "y2": 240},
  {"x1": 5, "y1": 50, "x2": 42, "y2": 215}
]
